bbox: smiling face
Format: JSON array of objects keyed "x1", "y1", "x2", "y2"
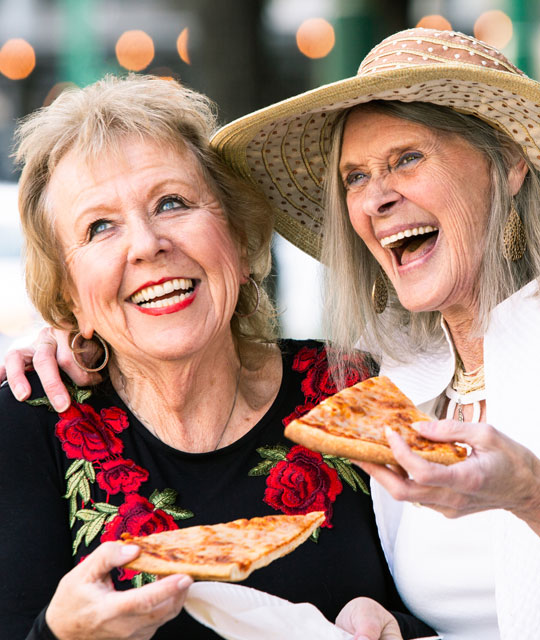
[
  {"x1": 339, "y1": 108, "x2": 493, "y2": 317},
  {"x1": 47, "y1": 136, "x2": 246, "y2": 364}
]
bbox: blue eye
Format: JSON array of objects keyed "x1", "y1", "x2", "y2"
[
  {"x1": 397, "y1": 152, "x2": 422, "y2": 167},
  {"x1": 157, "y1": 195, "x2": 188, "y2": 213},
  {"x1": 344, "y1": 171, "x2": 368, "y2": 189},
  {"x1": 88, "y1": 219, "x2": 112, "y2": 239}
]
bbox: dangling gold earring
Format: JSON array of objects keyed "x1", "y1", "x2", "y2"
[
  {"x1": 371, "y1": 270, "x2": 388, "y2": 314},
  {"x1": 503, "y1": 201, "x2": 527, "y2": 261}
]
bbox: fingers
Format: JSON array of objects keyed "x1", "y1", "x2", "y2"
[
  {"x1": 4, "y1": 346, "x2": 36, "y2": 401},
  {"x1": 119, "y1": 573, "x2": 192, "y2": 618},
  {"x1": 31, "y1": 335, "x2": 72, "y2": 412},
  {"x1": 79, "y1": 542, "x2": 141, "y2": 582}
]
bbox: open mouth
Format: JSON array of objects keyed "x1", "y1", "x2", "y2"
[
  {"x1": 380, "y1": 225, "x2": 439, "y2": 266},
  {"x1": 130, "y1": 278, "x2": 197, "y2": 309}
]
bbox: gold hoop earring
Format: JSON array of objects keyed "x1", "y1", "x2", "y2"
[
  {"x1": 503, "y1": 201, "x2": 527, "y2": 261},
  {"x1": 70, "y1": 332, "x2": 110, "y2": 373},
  {"x1": 235, "y1": 276, "x2": 260, "y2": 318},
  {"x1": 371, "y1": 271, "x2": 388, "y2": 314}
]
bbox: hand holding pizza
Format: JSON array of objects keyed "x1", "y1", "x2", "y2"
[
  {"x1": 45, "y1": 541, "x2": 192, "y2": 640},
  {"x1": 335, "y1": 597, "x2": 403, "y2": 640},
  {"x1": 357, "y1": 420, "x2": 540, "y2": 530}
]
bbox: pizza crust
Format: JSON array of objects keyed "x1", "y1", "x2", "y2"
[{"x1": 120, "y1": 511, "x2": 325, "y2": 581}]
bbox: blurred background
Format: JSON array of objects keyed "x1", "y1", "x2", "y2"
[{"x1": 0, "y1": 0, "x2": 538, "y2": 356}]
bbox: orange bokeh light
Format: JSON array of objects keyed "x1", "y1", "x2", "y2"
[
  {"x1": 177, "y1": 28, "x2": 190, "y2": 65},
  {"x1": 0, "y1": 38, "x2": 36, "y2": 80},
  {"x1": 115, "y1": 30, "x2": 154, "y2": 71},
  {"x1": 296, "y1": 18, "x2": 335, "y2": 59},
  {"x1": 416, "y1": 15, "x2": 452, "y2": 31},
  {"x1": 474, "y1": 10, "x2": 513, "y2": 49}
]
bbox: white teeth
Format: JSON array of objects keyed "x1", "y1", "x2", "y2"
[
  {"x1": 380, "y1": 225, "x2": 438, "y2": 248},
  {"x1": 130, "y1": 278, "x2": 194, "y2": 304},
  {"x1": 139, "y1": 292, "x2": 190, "y2": 309}
]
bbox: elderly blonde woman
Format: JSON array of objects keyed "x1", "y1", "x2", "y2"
[
  {"x1": 211, "y1": 28, "x2": 540, "y2": 640},
  {"x1": 0, "y1": 76, "x2": 436, "y2": 640}
]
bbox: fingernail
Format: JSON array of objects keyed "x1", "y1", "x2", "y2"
[
  {"x1": 14, "y1": 384, "x2": 29, "y2": 401},
  {"x1": 177, "y1": 576, "x2": 192, "y2": 589},
  {"x1": 120, "y1": 544, "x2": 139, "y2": 556},
  {"x1": 53, "y1": 395, "x2": 70, "y2": 412}
]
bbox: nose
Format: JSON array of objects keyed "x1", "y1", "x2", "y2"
[
  {"x1": 126, "y1": 215, "x2": 172, "y2": 264},
  {"x1": 361, "y1": 174, "x2": 401, "y2": 218}
]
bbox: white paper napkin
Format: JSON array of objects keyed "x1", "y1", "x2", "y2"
[
  {"x1": 184, "y1": 581, "x2": 441, "y2": 640},
  {"x1": 184, "y1": 581, "x2": 353, "y2": 640}
]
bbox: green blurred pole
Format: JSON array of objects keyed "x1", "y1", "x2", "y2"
[
  {"x1": 58, "y1": 0, "x2": 105, "y2": 86},
  {"x1": 508, "y1": 0, "x2": 533, "y2": 77}
]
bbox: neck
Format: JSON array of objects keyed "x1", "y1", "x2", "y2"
[
  {"x1": 442, "y1": 308, "x2": 484, "y2": 372},
  {"x1": 109, "y1": 337, "x2": 242, "y2": 452}
]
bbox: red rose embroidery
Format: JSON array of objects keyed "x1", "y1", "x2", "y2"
[
  {"x1": 284, "y1": 346, "x2": 373, "y2": 425},
  {"x1": 96, "y1": 458, "x2": 149, "y2": 495},
  {"x1": 101, "y1": 493, "x2": 178, "y2": 580},
  {"x1": 56, "y1": 403, "x2": 129, "y2": 461},
  {"x1": 264, "y1": 445, "x2": 342, "y2": 527}
]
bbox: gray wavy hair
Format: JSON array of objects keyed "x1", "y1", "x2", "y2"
[
  {"x1": 322, "y1": 101, "x2": 540, "y2": 373},
  {"x1": 14, "y1": 74, "x2": 277, "y2": 349}
]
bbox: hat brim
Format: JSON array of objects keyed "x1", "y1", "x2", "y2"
[{"x1": 212, "y1": 65, "x2": 540, "y2": 259}]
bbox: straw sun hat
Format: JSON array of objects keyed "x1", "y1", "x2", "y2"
[{"x1": 212, "y1": 27, "x2": 540, "y2": 259}]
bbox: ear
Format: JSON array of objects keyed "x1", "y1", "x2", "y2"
[
  {"x1": 65, "y1": 289, "x2": 94, "y2": 340},
  {"x1": 508, "y1": 156, "x2": 529, "y2": 196}
]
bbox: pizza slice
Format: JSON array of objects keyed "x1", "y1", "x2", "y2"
[
  {"x1": 120, "y1": 511, "x2": 325, "y2": 581},
  {"x1": 284, "y1": 376, "x2": 466, "y2": 465}
]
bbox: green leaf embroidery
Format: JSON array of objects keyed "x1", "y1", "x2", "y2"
[
  {"x1": 25, "y1": 396, "x2": 55, "y2": 411},
  {"x1": 132, "y1": 572, "x2": 157, "y2": 588},
  {"x1": 65, "y1": 382, "x2": 93, "y2": 405},
  {"x1": 149, "y1": 488, "x2": 178, "y2": 509},
  {"x1": 247, "y1": 459, "x2": 277, "y2": 476},
  {"x1": 323, "y1": 455, "x2": 369, "y2": 495},
  {"x1": 83, "y1": 461, "x2": 96, "y2": 482},
  {"x1": 310, "y1": 526, "x2": 321, "y2": 543},
  {"x1": 255, "y1": 445, "x2": 289, "y2": 462},
  {"x1": 72, "y1": 510, "x2": 107, "y2": 555},
  {"x1": 163, "y1": 506, "x2": 194, "y2": 520},
  {"x1": 94, "y1": 502, "x2": 118, "y2": 514},
  {"x1": 66, "y1": 459, "x2": 86, "y2": 478}
]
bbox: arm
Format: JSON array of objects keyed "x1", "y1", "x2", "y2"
[
  {"x1": 358, "y1": 420, "x2": 540, "y2": 535},
  {"x1": 0, "y1": 384, "x2": 192, "y2": 640},
  {"x1": 1, "y1": 327, "x2": 102, "y2": 412}
]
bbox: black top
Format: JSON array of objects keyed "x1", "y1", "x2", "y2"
[{"x1": 0, "y1": 339, "x2": 434, "y2": 640}]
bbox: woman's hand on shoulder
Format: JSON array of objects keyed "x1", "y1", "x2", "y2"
[
  {"x1": 357, "y1": 420, "x2": 540, "y2": 531},
  {"x1": 336, "y1": 597, "x2": 403, "y2": 639},
  {"x1": 0, "y1": 326, "x2": 102, "y2": 412},
  {"x1": 46, "y1": 541, "x2": 192, "y2": 640}
]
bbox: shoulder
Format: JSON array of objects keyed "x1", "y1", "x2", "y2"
[
  {"x1": 0, "y1": 372, "x2": 52, "y2": 424},
  {"x1": 279, "y1": 338, "x2": 378, "y2": 387}
]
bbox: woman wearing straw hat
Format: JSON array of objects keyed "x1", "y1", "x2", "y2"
[{"x1": 211, "y1": 27, "x2": 540, "y2": 640}]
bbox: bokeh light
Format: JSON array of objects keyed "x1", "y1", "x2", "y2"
[
  {"x1": 177, "y1": 28, "x2": 190, "y2": 65},
  {"x1": 474, "y1": 10, "x2": 513, "y2": 49},
  {"x1": 296, "y1": 18, "x2": 335, "y2": 59},
  {"x1": 416, "y1": 15, "x2": 452, "y2": 31},
  {"x1": 115, "y1": 30, "x2": 155, "y2": 71},
  {"x1": 0, "y1": 38, "x2": 36, "y2": 80}
]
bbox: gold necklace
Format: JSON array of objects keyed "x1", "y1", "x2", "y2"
[
  {"x1": 452, "y1": 359, "x2": 485, "y2": 395},
  {"x1": 450, "y1": 358, "x2": 485, "y2": 422}
]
